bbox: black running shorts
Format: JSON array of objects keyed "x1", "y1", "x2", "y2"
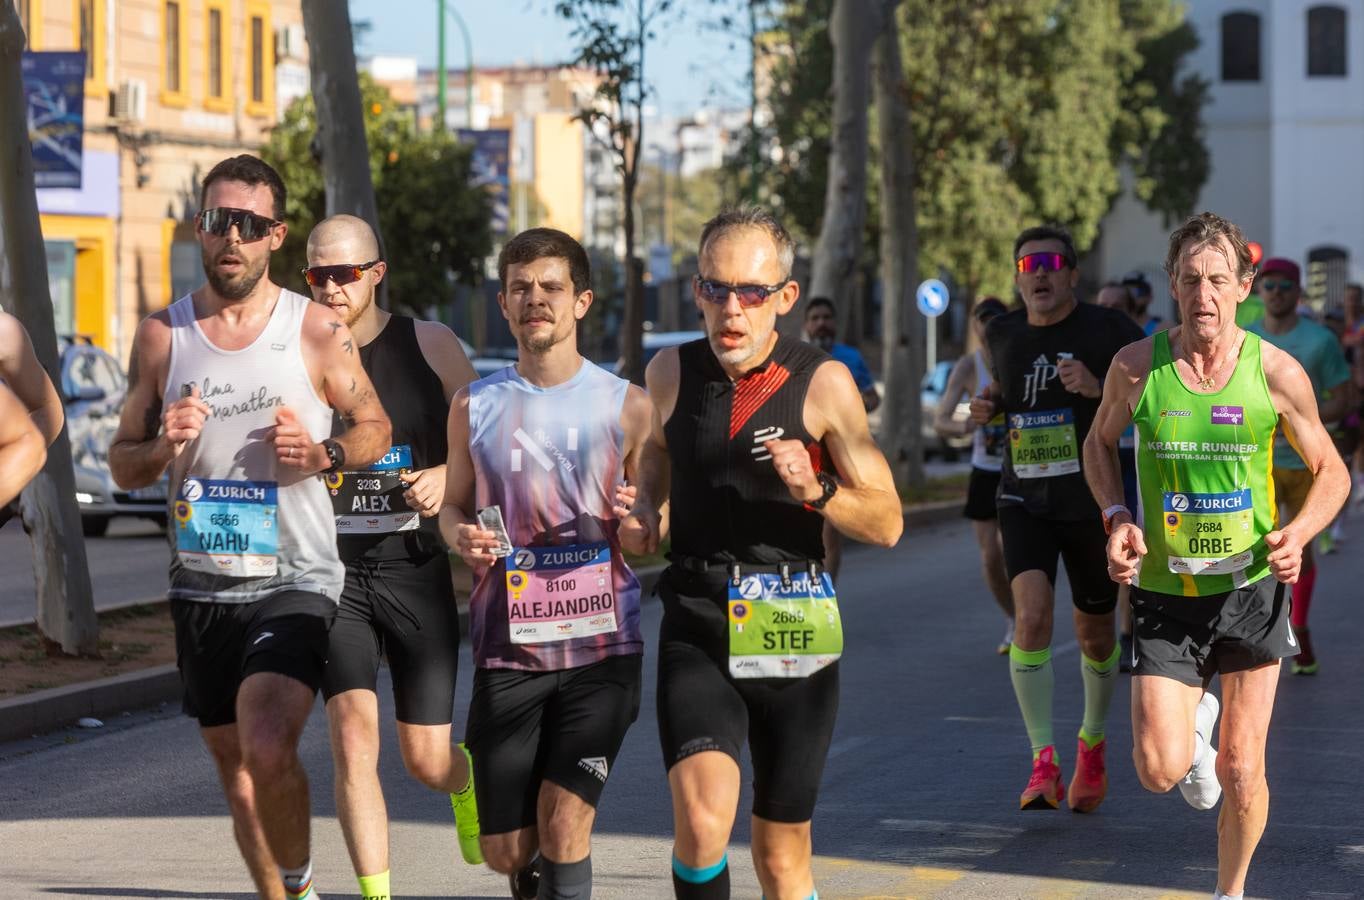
[
  {"x1": 997, "y1": 504, "x2": 1117, "y2": 615},
  {"x1": 322, "y1": 553, "x2": 461, "y2": 725},
  {"x1": 465, "y1": 652, "x2": 642, "y2": 836},
  {"x1": 655, "y1": 567, "x2": 840, "y2": 824},
  {"x1": 171, "y1": 590, "x2": 336, "y2": 728},
  {"x1": 962, "y1": 466, "x2": 1001, "y2": 521},
  {"x1": 1131, "y1": 577, "x2": 1296, "y2": 686}
]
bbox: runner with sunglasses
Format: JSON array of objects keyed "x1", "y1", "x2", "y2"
[
  {"x1": 305, "y1": 215, "x2": 482, "y2": 900},
  {"x1": 621, "y1": 206, "x2": 902, "y2": 900},
  {"x1": 1245, "y1": 257, "x2": 1353, "y2": 675},
  {"x1": 110, "y1": 155, "x2": 392, "y2": 900},
  {"x1": 968, "y1": 224, "x2": 1143, "y2": 813},
  {"x1": 440, "y1": 228, "x2": 651, "y2": 900}
]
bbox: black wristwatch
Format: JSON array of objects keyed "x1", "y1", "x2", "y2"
[
  {"x1": 808, "y1": 471, "x2": 839, "y2": 510},
  {"x1": 322, "y1": 438, "x2": 346, "y2": 473}
]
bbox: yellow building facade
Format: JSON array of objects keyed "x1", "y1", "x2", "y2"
[{"x1": 18, "y1": 0, "x2": 307, "y2": 357}]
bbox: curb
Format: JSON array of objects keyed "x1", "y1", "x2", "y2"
[{"x1": 0, "y1": 500, "x2": 963, "y2": 744}]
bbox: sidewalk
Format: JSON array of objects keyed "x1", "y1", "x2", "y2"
[{"x1": 0, "y1": 498, "x2": 963, "y2": 744}]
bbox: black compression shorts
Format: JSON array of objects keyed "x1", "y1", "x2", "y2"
[
  {"x1": 1131, "y1": 577, "x2": 1295, "y2": 686},
  {"x1": 997, "y1": 504, "x2": 1117, "y2": 615},
  {"x1": 465, "y1": 652, "x2": 642, "y2": 836},
  {"x1": 322, "y1": 553, "x2": 461, "y2": 725},
  {"x1": 172, "y1": 590, "x2": 336, "y2": 728},
  {"x1": 655, "y1": 566, "x2": 840, "y2": 824}
]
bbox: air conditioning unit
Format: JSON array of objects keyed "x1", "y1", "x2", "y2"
[
  {"x1": 275, "y1": 23, "x2": 305, "y2": 61},
  {"x1": 113, "y1": 79, "x2": 147, "y2": 124}
]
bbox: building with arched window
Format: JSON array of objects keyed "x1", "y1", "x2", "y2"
[{"x1": 1095, "y1": 0, "x2": 1364, "y2": 319}]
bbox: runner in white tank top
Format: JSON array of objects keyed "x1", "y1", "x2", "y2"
[{"x1": 109, "y1": 157, "x2": 391, "y2": 900}]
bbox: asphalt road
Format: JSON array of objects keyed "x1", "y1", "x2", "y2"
[{"x1": 2, "y1": 514, "x2": 1362, "y2": 898}]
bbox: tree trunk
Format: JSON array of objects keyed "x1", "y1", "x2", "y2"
[
  {"x1": 301, "y1": 0, "x2": 387, "y2": 307},
  {"x1": 619, "y1": 168, "x2": 644, "y2": 384},
  {"x1": 0, "y1": 5, "x2": 98, "y2": 654},
  {"x1": 808, "y1": 0, "x2": 879, "y2": 334},
  {"x1": 874, "y1": 0, "x2": 924, "y2": 490}
]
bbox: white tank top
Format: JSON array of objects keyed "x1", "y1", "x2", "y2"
[
  {"x1": 164, "y1": 290, "x2": 343, "y2": 604},
  {"x1": 971, "y1": 350, "x2": 1006, "y2": 472}
]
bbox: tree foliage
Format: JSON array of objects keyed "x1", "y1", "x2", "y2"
[
  {"x1": 757, "y1": 0, "x2": 1209, "y2": 298},
  {"x1": 260, "y1": 74, "x2": 492, "y2": 312}
]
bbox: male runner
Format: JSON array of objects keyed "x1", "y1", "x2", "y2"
[
  {"x1": 1085, "y1": 211, "x2": 1348, "y2": 900},
  {"x1": 934, "y1": 297, "x2": 1014, "y2": 653},
  {"x1": 307, "y1": 215, "x2": 481, "y2": 900},
  {"x1": 623, "y1": 206, "x2": 902, "y2": 900},
  {"x1": 1245, "y1": 257, "x2": 1352, "y2": 674},
  {"x1": 1122, "y1": 271, "x2": 1165, "y2": 335},
  {"x1": 969, "y1": 225, "x2": 1144, "y2": 812},
  {"x1": 109, "y1": 155, "x2": 391, "y2": 900},
  {"x1": 0, "y1": 383, "x2": 47, "y2": 504},
  {"x1": 440, "y1": 227, "x2": 651, "y2": 900}
]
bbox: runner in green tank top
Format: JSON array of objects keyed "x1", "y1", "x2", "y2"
[{"x1": 1083, "y1": 213, "x2": 1349, "y2": 900}]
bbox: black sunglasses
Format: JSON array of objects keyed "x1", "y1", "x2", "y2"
[
  {"x1": 695, "y1": 276, "x2": 790, "y2": 308},
  {"x1": 303, "y1": 260, "x2": 382, "y2": 288},
  {"x1": 197, "y1": 207, "x2": 280, "y2": 242}
]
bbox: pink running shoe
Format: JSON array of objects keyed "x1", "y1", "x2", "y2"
[
  {"x1": 1068, "y1": 738, "x2": 1108, "y2": 813},
  {"x1": 1020, "y1": 745, "x2": 1065, "y2": 810}
]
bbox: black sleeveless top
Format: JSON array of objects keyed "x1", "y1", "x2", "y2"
[
  {"x1": 334, "y1": 315, "x2": 449, "y2": 562},
  {"x1": 665, "y1": 335, "x2": 830, "y2": 564}
]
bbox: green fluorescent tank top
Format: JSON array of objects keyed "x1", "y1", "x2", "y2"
[{"x1": 1132, "y1": 331, "x2": 1277, "y2": 597}]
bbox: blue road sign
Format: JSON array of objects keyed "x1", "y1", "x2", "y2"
[{"x1": 916, "y1": 278, "x2": 950, "y2": 318}]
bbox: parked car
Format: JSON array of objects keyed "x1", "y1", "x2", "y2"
[
  {"x1": 59, "y1": 337, "x2": 169, "y2": 536},
  {"x1": 920, "y1": 358, "x2": 973, "y2": 460}
]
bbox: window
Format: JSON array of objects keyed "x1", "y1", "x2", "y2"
[
  {"x1": 245, "y1": 1, "x2": 274, "y2": 116},
  {"x1": 1307, "y1": 5, "x2": 1347, "y2": 77},
  {"x1": 162, "y1": 0, "x2": 188, "y2": 106},
  {"x1": 75, "y1": 0, "x2": 105, "y2": 96},
  {"x1": 1307, "y1": 246, "x2": 1349, "y2": 312},
  {"x1": 18, "y1": 0, "x2": 40, "y2": 48},
  {"x1": 204, "y1": 0, "x2": 232, "y2": 111},
  {"x1": 1221, "y1": 12, "x2": 1261, "y2": 81}
]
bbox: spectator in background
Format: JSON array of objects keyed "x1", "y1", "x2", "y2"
[
  {"x1": 803, "y1": 297, "x2": 880, "y2": 413},
  {"x1": 1096, "y1": 282, "x2": 1137, "y2": 317},
  {"x1": 1121, "y1": 271, "x2": 1165, "y2": 335}
]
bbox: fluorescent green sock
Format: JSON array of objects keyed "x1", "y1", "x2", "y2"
[
  {"x1": 1079, "y1": 644, "x2": 1122, "y2": 748},
  {"x1": 1009, "y1": 644, "x2": 1054, "y2": 756},
  {"x1": 358, "y1": 870, "x2": 390, "y2": 900}
]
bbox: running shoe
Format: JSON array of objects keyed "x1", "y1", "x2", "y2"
[
  {"x1": 1119, "y1": 632, "x2": 1134, "y2": 674},
  {"x1": 1291, "y1": 628, "x2": 1318, "y2": 675},
  {"x1": 1179, "y1": 691, "x2": 1222, "y2": 810},
  {"x1": 450, "y1": 742, "x2": 484, "y2": 864},
  {"x1": 1068, "y1": 738, "x2": 1107, "y2": 813},
  {"x1": 1019, "y1": 745, "x2": 1065, "y2": 810},
  {"x1": 509, "y1": 856, "x2": 540, "y2": 900},
  {"x1": 997, "y1": 619, "x2": 1015, "y2": 656}
]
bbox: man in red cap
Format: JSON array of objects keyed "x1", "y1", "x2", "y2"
[{"x1": 1246, "y1": 257, "x2": 1354, "y2": 674}]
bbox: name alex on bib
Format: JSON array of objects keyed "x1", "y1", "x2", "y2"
[
  {"x1": 328, "y1": 444, "x2": 419, "y2": 534},
  {"x1": 174, "y1": 477, "x2": 278, "y2": 576},
  {"x1": 505, "y1": 542, "x2": 619, "y2": 644}
]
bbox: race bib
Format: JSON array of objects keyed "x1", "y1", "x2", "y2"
[
  {"x1": 505, "y1": 542, "x2": 618, "y2": 644},
  {"x1": 174, "y1": 477, "x2": 278, "y2": 577},
  {"x1": 1009, "y1": 408, "x2": 1080, "y2": 478},
  {"x1": 1163, "y1": 489, "x2": 1255, "y2": 575},
  {"x1": 728, "y1": 570, "x2": 843, "y2": 679},
  {"x1": 328, "y1": 445, "x2": 418, "y2": 534}
]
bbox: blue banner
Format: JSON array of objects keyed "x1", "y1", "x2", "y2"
[
  {"x1": 457, "y1": 128, "x2": 511, "y2": 234},
  {"x1": 22, "y1": 51, "x2": 86, "y2": 189}
]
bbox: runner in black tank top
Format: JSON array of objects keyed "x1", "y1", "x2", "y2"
[
  {"x1": 622, "y1": 208, "x2": 903, "y2": 900},
  {"x1": 305, "y1": 216, "x2": 484, "y2": 898}
]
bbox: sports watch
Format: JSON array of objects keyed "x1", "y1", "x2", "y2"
[
  {"x1": 1101, "y1": 504, "x2": 1131, "y2": 535},
  {"x1": 808, "y1": 471, "x2": 839, "y2": 511},
  {"x1": 322, "y1": 438, "x2": 346, "y2": 474}
]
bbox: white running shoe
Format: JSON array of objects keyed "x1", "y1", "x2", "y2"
[
  {"x1": 1179, "y1": 691, "x2": 1222, "y2": 810},
  {"x1": 997, "y1": 618, "x2": 1015, "y2": 655}
]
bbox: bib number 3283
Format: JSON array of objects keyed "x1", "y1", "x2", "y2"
[{"x1": 728, "y1": 571, "x2": 843, "y2": 679}]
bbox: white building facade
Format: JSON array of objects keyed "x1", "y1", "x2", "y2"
[{"x1": 1096, "y1": 0, "x2": 1364, "y2": 318}]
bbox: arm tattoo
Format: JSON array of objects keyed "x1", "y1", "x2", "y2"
[
  {"x1": 328, "y1": 321, "x2": 342, "y2": 335},
  {"x1": 126, "y1": 350, "x2": 141, "y2": 391},
  {"x1": 348, "y1": 377, "x2": 357, "y2": 395},
  {"x1": 342, "y1": 338, "x2": 354, "y2": 355},
  {"x1": 340, "y1": 389, "x2": 374, "y2": 426},
  {"x1": 141, "y1": 394, "x2": 162, "y2": 441}
]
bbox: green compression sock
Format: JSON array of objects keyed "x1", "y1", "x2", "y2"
[
  {"x1": 1079, "y1": 644, "x2": 1122, "y2": 748},
  {"x1": 1009, "y1": 644, "x2": 1054, "y2": 756},
  {"x1": 358, "y1": 870, "x2": 390, "y2": 900}
]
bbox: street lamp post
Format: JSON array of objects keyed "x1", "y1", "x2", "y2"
[{"x1": 435, "y1": 0, "x2": 474, "y2": 132}]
